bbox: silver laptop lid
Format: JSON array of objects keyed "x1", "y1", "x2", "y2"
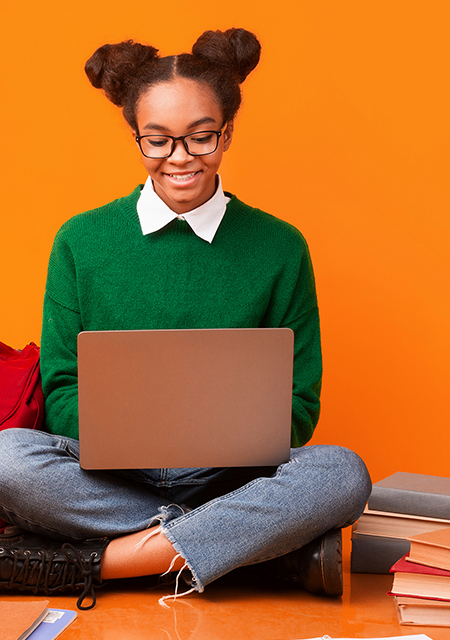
[{"x1": 78, "y1": 328, "x2": 293, "y2": 469}]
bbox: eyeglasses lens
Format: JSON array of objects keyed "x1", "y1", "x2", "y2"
[{"x1": 140, "y1": 132, "x2": 219, "y2": 158}]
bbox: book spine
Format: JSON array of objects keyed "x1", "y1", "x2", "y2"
[
  {"x1": 350, "y1": 532, "x2": 410, "y2": 574},
  {"x1": 368, "y1": 487, "x2": 450, "y2": 519}
]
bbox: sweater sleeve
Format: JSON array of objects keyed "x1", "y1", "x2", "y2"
[
  {"x1": 40, "y1": 230, "x2": 82, "y2": 439},
  {"x1": 263, "y1": 230, "x2": 322, "y2": 447},
  {"x1": 287, "y1": 302, "x2": 322, "y2": 447}
]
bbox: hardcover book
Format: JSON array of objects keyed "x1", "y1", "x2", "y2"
[
  {"x1": 407, "y1": 527, "x2": 450, "y2": 571},
  {"x1": 390, "y1": 554, "x2": 450, "y2": 601},
  {"x1": 394, "y1": 595, "x2": 450, "y2": 627},
  {"x1": 350, "y1": 532, "x2": 410, "y2": 573},
  {"x1": 352, "y1": 506, "x2": 450, "y2": 539},
  {"x1": 368, "y1": 472, "x2": 450, "y2": 519},
  {"x1": 3, "y1": 601, "x2": 49, "y2": 640}
]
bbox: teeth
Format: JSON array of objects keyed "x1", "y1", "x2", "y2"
[{"x1": 169, "y1": 172, "x2": 197, "y2": 181}]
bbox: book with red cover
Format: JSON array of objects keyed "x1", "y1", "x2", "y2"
[{"x1": 389, "y1": 554, "x2": 450, "y2": 601}]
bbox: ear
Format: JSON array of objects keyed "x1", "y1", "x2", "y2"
[{"x1": 223, "y1": 121, "x2": 234, "y2": 151}]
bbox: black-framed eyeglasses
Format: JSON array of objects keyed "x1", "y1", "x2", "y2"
[{"x1": 135, "y1": 124, "x2": 226, "y2": 159}]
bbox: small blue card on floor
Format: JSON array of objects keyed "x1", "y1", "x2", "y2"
[{"x1": 27, "y1": 609, "x2": 77, "y2": 640}]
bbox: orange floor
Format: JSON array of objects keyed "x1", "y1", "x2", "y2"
[{"x1": 3, "y1": 531, "x2": 448, "y2": 639}]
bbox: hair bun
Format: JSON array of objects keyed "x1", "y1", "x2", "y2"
[
  {"x1": 192, "y1": 28, "x2": 261, "y2": 83},
  {"x1": 85, "y1": 40, "x2": 159, "y2": 106}
]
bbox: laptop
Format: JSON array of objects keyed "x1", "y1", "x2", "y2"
[{"x1": 77, "y1": 328, "x2": 294, "y2": 469}]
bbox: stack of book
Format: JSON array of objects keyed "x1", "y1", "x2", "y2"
[
  {"x1": 390, "y1": 527, "x2": 450, "y2": 626},
  {"x1": 351, "y1": 471, "x2": 450, "y2": 574}
]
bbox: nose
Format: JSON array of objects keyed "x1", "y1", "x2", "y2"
[{"x1": 168, "y1": 139, "x2": 193, "y2": 164}]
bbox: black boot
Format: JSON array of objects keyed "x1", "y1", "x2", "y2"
[
  {"x1": 0, "y1": 527, "x2": 109, "y2": 610},
  {"x1": 266, "y1": 528, "x2": 343, "y2": 596},
  {"x1": 234, "y1": 528, "x2": 343, "y2": 596}
]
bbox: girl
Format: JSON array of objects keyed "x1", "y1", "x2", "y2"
[{"x1": 0, "y1": 28, "x2": 371, "y2": 609}]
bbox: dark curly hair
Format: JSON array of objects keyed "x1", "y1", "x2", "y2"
[{"x1": 85, "y1": 28, "x2": 261, "y2": 132}]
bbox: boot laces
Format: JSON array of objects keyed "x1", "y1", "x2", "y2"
[{"x1": 7, "y1": 542, "x2": 98, "y2": 610}]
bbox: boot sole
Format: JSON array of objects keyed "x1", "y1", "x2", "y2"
[{"x1": 319, "y1": 528, "x2": 343, "y2": 596}]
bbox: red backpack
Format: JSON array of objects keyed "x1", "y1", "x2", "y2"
[
  {"x1": 0, "y1": 341, "x2": 44, "y2": 432},
  {"x1": 0, "y1": 340, "x2": 45, "y2": 532}
]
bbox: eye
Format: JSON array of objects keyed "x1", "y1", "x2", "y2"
[
  {"x1": 189, "y1": 133, "x2": 214, "y2": 145},
  {"x1": 146, "y1": 136, "x2": 171, "y2": 148}
]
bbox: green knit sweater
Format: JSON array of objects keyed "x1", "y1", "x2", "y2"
[{"x1": 41, "y1": 185, "x2": 322, "y2": 447}]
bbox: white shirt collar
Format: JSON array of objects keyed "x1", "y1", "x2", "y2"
[{"x1": 136, "y1": 175, "x2": 230, "y2": 243}]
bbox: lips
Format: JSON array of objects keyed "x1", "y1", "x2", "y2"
[{"x1": 166, "y1": 171, "x2": 200, "y2": 182}]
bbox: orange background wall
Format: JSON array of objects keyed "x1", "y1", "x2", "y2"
[{"x1": 1, "y1": 1, "x2": 449, "y2": 483}]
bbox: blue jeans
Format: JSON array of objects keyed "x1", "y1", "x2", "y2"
[{"x1": 0, "y1": 428, "x2": 371, "y2": 592}]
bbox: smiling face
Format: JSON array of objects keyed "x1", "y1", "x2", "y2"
[{"x1": 134, "y1": 78, "x2": 233, "y2": 214}]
